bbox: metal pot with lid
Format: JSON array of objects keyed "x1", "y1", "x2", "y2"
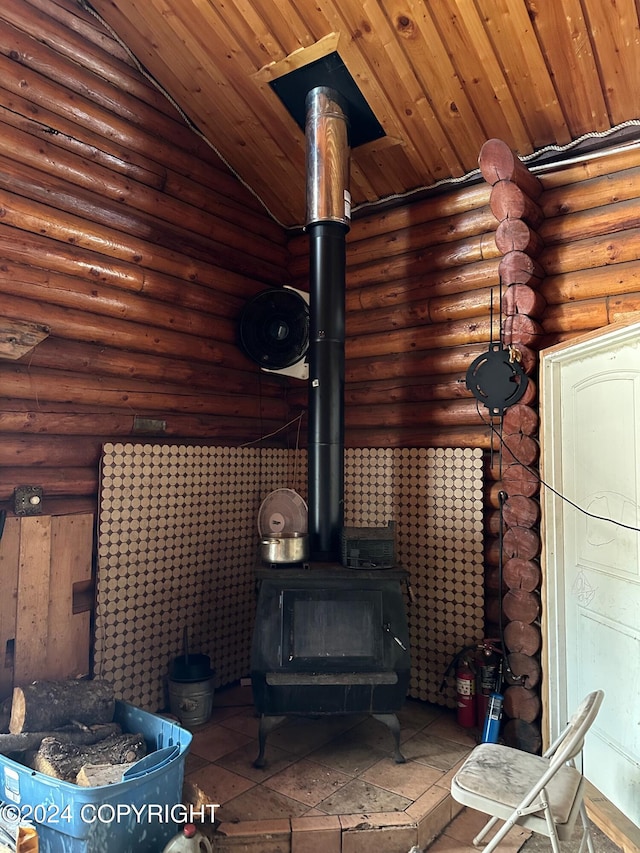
[{"x1": 260, "y1": 531, "x2": 309, "y2": 564}]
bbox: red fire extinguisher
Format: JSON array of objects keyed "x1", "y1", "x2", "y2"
[{"x1": 455, "y1": 657, "x2": 476, "y2": 728}]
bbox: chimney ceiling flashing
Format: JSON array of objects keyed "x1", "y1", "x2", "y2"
[{"x1": 269, "y1": 51, "x2": 385, "y2": 149}]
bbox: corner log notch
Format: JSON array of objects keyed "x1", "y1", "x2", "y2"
[{"x1": 479, "y1": 138, "x2": 545, "y2": 754}]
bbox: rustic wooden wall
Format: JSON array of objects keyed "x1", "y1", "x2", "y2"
[
  {"x1": 0, "y1": 0, "x2": 291, "y2": 517},
  {"x1": 0, "y1": 0, "x2": 291, "y2": 697}
]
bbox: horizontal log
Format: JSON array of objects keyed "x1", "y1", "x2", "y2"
[
  {"x1": 479, "y1": 139, "x2": 543, "y2": 198},
  {"x1": 484, "y1": 566, "x2": 507, "y2": 594},
  {"x1": 541, "y1": 196, "x2": 640, "y2": 249},
  {"x1": 503, "y1": 558, "x2": 541, "y2": 592},
  {"x1": 347, "y1": 316, "x2": 498, "y2": 360},
  {"x1": 346, "y1": 345, "x2": 489, "y2": 384},
  {"x1": 486, "y1": 481, "x2": 507, "y2": 510},
  {"x1": 344, "y1": 260, "x2": 500, "y2": 314},
  {"x1": 541, "y1": 259, "x2": 640, "y2": 306},
  {"x1": 0, "y1": 406, "x2": 286, "y2": 444},
  {"x1": 540, "y1": 152, "x2": 640, "y2": 194},
  {"x1": 502, "y1": 404, "x2": 539, "y2": 436},
  {"x1": 501, "y1": 463, "x2": 541, "y2": 498},
  {"x1": 0, "y1": 81, "x2": 165, "y2": 188},
  {"x1": 0, "y1": 317, "x2": 49, "y2": 359},
  {"x1": 0, "y1": 366, "x2": 287, "y2": 420},
  {"x1": 502, "y1": 589, "x2": 541, "y2": 623},
  {"x1": 542, "y1": 297, "x2": 610, "y2": 334},
  {"x1": 484, "y1": 542, "x2": 504, "y2": 572},
  {"x1": 502, "y1": 495, "x2": 540, "y2": 528},
  {"x1": 503, "y1": 620, "x2": 541, "y2": 656},
  {"x1": 495, "y1": 219, "x2": 544, "y2": 256},
  {"x1": 342, "y1": 424, "x2": 494, "y2": 449},
  {"x1": 502, "y1": 718, "x2": 542, "y2": 753},
  {"x1": 540, "y1": 226, "x2": 640, "y2": 279},
  {"x1": 498, "y1": 252, "x2": 545, "y2": 288},
  {"x1": 490, "y1": 182, "x2": 544, "y2": 227},
  {"x1": 0, "y1": 466, "x2": 98, "y2": 500},
  {"x1": 346, "y1": 288, "x2": 502, "y2": 337},
  {"x1": 485, "y1": 509, "x2": 502, "y2": 537},
  {"x1": 0, "y1": 722, "x2": 121, "y2": 756},
  {"x1": 608, "y1": 290, "x2": 640, "y2": 324},
  {"x1": 24, "y1": 338, "x2": 283, "y2": 399},
  {"x1": 502, "y1": 284, "x2": 547, "y2": 319},
  {"x1": 34, "y1": 733, "x2": 146, "y2": 782},
  {"x1": 336, "y1": 374, "x2": 470, "y2": 408},
  {"x1": 345, "y1": 398, "x2": 486, "y2": 429},
  {"x1": 503, "y1": 685, "x2": 541, "y2": 724},
  {"x1": 0, "y1": 436, "x2": 101, "y2": 468}
]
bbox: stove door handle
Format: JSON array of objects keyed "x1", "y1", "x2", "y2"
[{"x1": 383, "y1": 622, "x2": 407, "y2": 650}]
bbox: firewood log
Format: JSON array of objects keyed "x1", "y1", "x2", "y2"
[
  {"x1": 76, "y1": 762, "x2": 137, "y2": 787},
  {"x1": 0, "y1": 722, "x2": 121, "y2": 756},
  {"x1": 9, "y1": 679, "x2": 115, "y2": 734},
  {"x1": 33, "y1": 733, "x2": 146, "y2": 782}
]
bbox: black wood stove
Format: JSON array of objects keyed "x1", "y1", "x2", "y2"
[{"x1": 250, "y1": 563, "x2": 411, "y2": 767}]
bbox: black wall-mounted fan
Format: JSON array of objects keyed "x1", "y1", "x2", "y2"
[{"x1": 239, "y1": 287, "x2": 309, "y2": 374}]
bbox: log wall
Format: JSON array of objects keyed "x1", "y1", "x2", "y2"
[
  {"x1": 0, "y1": 0, "x2": 291, "y2": 698},
  {"x1": 0, "y1": 0, "x2": 290, "y2": 516}
]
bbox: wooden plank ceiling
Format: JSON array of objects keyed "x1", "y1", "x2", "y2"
[{"x1": 86, "y1": 0, "x2": 640, "y2": 228}]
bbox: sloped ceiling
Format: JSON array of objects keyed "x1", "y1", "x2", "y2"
[{"x1": 87, "y1": 0, "x2": 640, "y2": 228}]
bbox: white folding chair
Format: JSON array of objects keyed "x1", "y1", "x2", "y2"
[{"x1": 451, "y1": 690, "x2": 604, "y2": 852}]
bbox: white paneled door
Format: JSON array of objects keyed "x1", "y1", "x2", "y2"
[{"x1": 541, "y1": 321, "x2": 640, "y2": 828}]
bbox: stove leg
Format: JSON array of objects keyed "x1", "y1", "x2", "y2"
[
  {"x1": 373, "y1": 713, "x2": 406, "y2": 763},
  {"x1": 253, "y1": 714, "x2": 286, "y2": 768}
]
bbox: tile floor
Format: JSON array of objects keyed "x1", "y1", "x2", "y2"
[{"x1": 181, "y1": 684, "x2": 531, "y2": 852}]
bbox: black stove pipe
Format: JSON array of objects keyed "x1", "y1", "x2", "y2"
[{"x1": 305, "y1": 87, "x2": 350, "y2": 562}]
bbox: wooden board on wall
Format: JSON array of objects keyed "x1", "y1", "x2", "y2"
[
  {"x1": 0, "y1": 513, "x2": 94, "y2": 698},
  {"x1": 0, "y1": 516, "x2": 20, "y2": 699}
]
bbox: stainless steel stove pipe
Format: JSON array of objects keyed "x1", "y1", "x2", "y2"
[{"x1": 305, "y1": 86, "x2": 350, "y2": 562}]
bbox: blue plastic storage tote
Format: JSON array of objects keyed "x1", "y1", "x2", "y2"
[{"x1": 0, "y1": 701, "x2": 192, "y2": 853}]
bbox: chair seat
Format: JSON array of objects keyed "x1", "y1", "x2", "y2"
[{"x1": 452, "y1": 742, "x2": 583, "y2": 826}]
